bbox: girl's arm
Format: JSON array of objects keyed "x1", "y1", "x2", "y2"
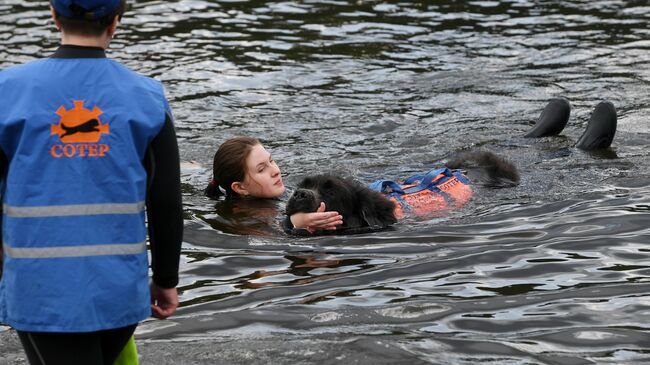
[{"x1": 289, "y1": 202, "x2": 343, "y2": 234}]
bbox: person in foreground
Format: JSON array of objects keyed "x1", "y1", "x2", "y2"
[
  {"x1": 206, "y1": 98, "x2": 617, "y2": 235},
  {"x1": 0, "y1": 1, "x2": 183, "y2": 364}
]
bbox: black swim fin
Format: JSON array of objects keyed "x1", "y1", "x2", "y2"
[
  {"x1": 575, "y1": 101, "x2": 617, "y2": 150},
  {"x1": 525, "y1": 98, "x2": 571, "y2": 138}
]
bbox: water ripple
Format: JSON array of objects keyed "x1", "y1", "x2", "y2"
[{"x1": 3, "y1": 1, "x2": 650, "y2": 363}]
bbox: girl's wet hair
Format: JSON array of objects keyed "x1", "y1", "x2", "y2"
[{"x1": 205, "y1": 136, "x2": 261, "y2": 199}]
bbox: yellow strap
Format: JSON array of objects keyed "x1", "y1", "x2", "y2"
[{"x1": 113, "y1": 336, "x2": 139, "y2": 365}]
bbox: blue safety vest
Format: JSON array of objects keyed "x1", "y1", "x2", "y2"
[{"x1": 0, "y1": 57, "x2": 167, "y2": 332}]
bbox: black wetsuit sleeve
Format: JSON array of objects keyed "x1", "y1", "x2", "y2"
[
  {"x1": 282, "y1": 215, "x2": 390, "y2": 236},
  {"x1": 282, "y1": 216, "x2": 295, "y2": 234},
  {"x1": 145, "y1": 112, "x2": 183, "y2": 289},
  {"x1": 282, "y1": 216, "x2": 316, "y2": 236}
]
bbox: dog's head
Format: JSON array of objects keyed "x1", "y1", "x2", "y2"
[
  {"x1": 286, "y1": 174, "x2": 397, "y2": 232},
  {"x1": 286, "y1": 175, "x2": 355, "y2": 217}
]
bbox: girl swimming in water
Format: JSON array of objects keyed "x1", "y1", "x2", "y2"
[{"x1": 205, "y1": 136, "x2": 343, "y2": 233}]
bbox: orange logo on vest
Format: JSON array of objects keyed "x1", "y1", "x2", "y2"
[{"x1": 50, "y1": 100, "x2": 110, "y2": 158}]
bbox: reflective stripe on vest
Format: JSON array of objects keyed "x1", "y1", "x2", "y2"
[
  {"x1": 3, "y1": 201, "x2": 145, "y2": 218},
  {"x1": 3, "y1": 201, "x2": 147, "y2": 258},
  {"x1": 3, "y1": 241, "x2": 147, "y2": 259}
]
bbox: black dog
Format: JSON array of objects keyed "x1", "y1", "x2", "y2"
[{"x1": 286, "y1": 174, "x2": 397, "y2": 233}]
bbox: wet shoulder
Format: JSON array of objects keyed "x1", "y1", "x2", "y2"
[{"x1": 208, "y1": 197, "x2": 287, "y2": 236}]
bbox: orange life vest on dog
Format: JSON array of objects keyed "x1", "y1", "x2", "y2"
[{"x1": 368, "y1": 168, "x2": 472, "y2": 219}]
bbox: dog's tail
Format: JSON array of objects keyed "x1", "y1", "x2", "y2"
[{"x1": 445, "y1": 150, "x2": 520, "y2": 187}]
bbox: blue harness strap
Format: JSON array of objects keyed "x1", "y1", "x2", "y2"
[
  {"x1": 402, "y1": 167, "x2": 448, "y2": 186},
  {"x1": 368, "y1": 179, "x2": 404, "y2": 194},
  {"x1": 370, "y1": 168, "x2": 467, "y2": 194},
  {"x1": 369, "y1": 168, "x2": 470, "y2": 214}
]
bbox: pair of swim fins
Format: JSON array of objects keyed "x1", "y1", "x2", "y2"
[{"x1": 524, "y1": 98, "x2": 617, "y2": 150}]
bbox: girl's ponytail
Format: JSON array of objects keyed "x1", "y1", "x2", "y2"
[{"x1": 205, "y1": 178, "x2": 223, "y2": 198}]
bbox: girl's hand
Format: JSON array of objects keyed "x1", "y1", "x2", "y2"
[{"x1": 290, "y1": 202, "x2": 343, "y2": 233}]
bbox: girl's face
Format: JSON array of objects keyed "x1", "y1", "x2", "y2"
[{"x1": 238, "y1": 144, "x2": 285, "y2": 198}]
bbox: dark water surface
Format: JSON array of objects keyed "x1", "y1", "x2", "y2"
[{"x1": 2, "y1": 1, "x2": 650, "y2": 364}]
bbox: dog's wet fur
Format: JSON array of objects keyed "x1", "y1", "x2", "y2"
[{"x1": 286, "y1": 174, "x2": 398, "y2": 232}]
